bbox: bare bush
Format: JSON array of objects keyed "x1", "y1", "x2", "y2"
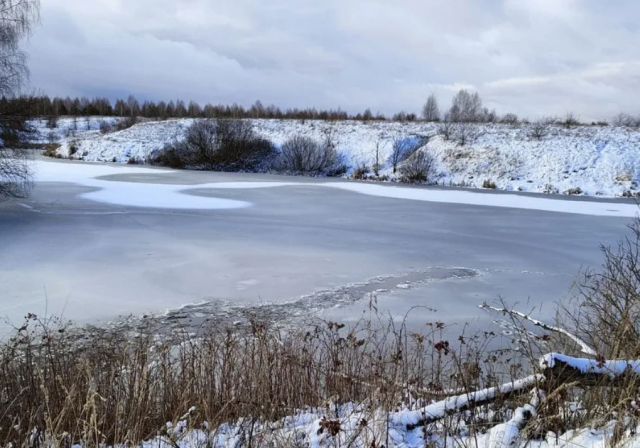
[
  {"x1": 276, "y1": 135, "x2": 343, "y2": 175},
  {"x1": 613, "y1": 113, "x2": 640, "y2": 128},
  {"x1": 99, "y1": 120, "x2": 113, "y2": 134},
  {"x1": 612, "y1": 112, "x2": 633, "y2": 127},
  {"x1": 500, "y1": 113, "x2": 519, "y2": 125},
  {"x1": 114, "y1": 115, "x2": 137, "y2": 132},
  {"x1": 566, "y1": 216, "x2": 640, "y2": 358},
  {"x1": 422, "y1": 93, "x2": 440, "y2": 122},
  {"x1": 453, "y1": 123, "x2": 482, "y2": 146},
  {"x1": 482, "y1": 179, "x2": 497, "y2": 189},
  {"x1": 481, "y1": 107, "x2": 498, "y2": 123},
  {"x1": 352, "y1": 163, "x2": 370, "y2": 180},
  {"x1": 529, "y1": 116, "x2": 555, "y2": 140},
  {"x1": 149, "y1": 143, "x2": 185, "y2": 169},
  {"x1": 162, "y1": 119, "x2": 274, "y2": 171},
  {"x1": 399, "y1": 150, "x2": 437, "y2": 184},
  {"x1": 437, "y1": 120, "x2": 455, "y2": 141},
  {"x1": 562, "y1": 111, "x2": 580, "y2": 128}
]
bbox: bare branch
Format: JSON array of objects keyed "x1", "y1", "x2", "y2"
[{"x1": 480, "y1": 304, "x2": 597, "y2": 356}]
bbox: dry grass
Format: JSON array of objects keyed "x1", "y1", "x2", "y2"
[{"x1": 0, "y1": 310, "x2": 532, "y2": 447}]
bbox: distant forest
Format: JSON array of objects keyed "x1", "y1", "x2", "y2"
[{"x1": 17, "y1": 95, "x2": 398, "y2": 121}]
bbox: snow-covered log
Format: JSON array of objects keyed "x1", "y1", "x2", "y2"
[
  {"x1": 395, "y1": 375, "x2": 544, "y2": 430},
  {"x1": 541, "y1": 353, "x2": 640, "y2": 386},
  {"x1": 485, "y1": 404, "x2": 537, "y2": 448}
]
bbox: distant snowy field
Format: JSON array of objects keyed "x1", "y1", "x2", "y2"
[{"x1": 31, "y1": 117, "x2": 640, "y2": 198}]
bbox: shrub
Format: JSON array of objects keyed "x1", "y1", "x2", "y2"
[
  {"x1": 565, "y1": 215, "x2": 640, "y2": 358},
  {"x1": 453, "y1": 123, "x2": 482, "y2": 146},
  {"x1": 99, "y1": 120, "x2": 113, "y2": 134},
  {"x1": 482, "y1": 179, "x2": 497, "y2": 189},
  {"x1": 399, "y1": 150, "x2": 436, "y2": 184},
  {"x1": 500, "y1": 113, "x2": 519, "y2": 125},
  {"x1": 45, "y1": 115, "x2": 58, "y2": 129},
  {"x1": 611, "y1": 112, "x2": 635, "y2": 127},
  {"x1": 564, "y1": 187, "x2": 582, "y2": 195},
  {"x1": 543, "y1": 184, "x2": 559, "y2": 194},
  {"x1": 352, "y1": 163, "x2": 370, "y2": 180},
  {"x1": 42, "y1": 144, "x2": 60, "y2": 158},
  {"x1": 68, "y1": 141, "x2": 78, "y2": 156},
  {"x1": 149, "y1": 145, "x2": 185, "y2": 169},
  {"x1": 160, "y1": 119, "x2": 275, "y2": 172},
  {"x1": 529, "y1": 116, "x2": 555, "y2": 140},
  {"x1": 562, "y1": 112, "x2": 580, "y2": 128},
  {"x1": 275, "y1": 135, "x2": 343, "y2": 175},
  {"x1": 115, "y1": 116, "x2": 138, "y2": 132},
  {"x1": 437, "y1": 121, "x2": 455, "y2": 141}
]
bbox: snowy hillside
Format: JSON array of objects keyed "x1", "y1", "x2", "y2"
[{"x1": 32, "y1": 117, "x2": 640, "y2": 197}]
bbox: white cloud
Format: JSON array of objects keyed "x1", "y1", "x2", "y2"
[{"x1": 26, "y1": 0, "x2": 640, "y2": 120}]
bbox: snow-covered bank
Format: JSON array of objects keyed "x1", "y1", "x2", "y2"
[
  {"x1": 31, "y1": 118, "x2": 640, "y2": 198},
  {"x1": 107, "y1": 403, "x2": 635, "y2": 448}
]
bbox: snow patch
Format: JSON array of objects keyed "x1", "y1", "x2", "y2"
[{"x1": 34, "y1": 161, "x2": 251, "y2": 210}]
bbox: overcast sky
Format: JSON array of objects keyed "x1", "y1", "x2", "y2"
[{"x1": 27, "y1": 0, "x2": 640, "y2": 121}]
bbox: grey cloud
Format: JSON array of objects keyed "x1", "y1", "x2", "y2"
[{"x1": 26, "y1": 0, "x2": 640, "y2": 120}]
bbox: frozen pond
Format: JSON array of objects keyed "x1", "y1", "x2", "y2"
[{"x1": 0, "y1": 159, "x2": 634, "y2": 338}]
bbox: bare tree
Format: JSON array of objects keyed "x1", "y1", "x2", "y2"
[
  {"x1": 372, "y1": 135, "x2": 386, "y2": 176},
  {"x1": 447, "y1": 89, "x2": 483, "y2": 122},
  {"x1": 529, "y1": 116, "x2": 555, "y2": 140},
  {"x1": 422, "y1": 93, "x2": 440, "y2": 122},
  {"x1": 612, "y1": 112, "x2": 640, "y2": 128},
  {"x1": 0, "y1": 0, "x2": 40, "y2": 200},
  {"x1": 390, "y1": 138, "x2": 421, "y2": 174}
]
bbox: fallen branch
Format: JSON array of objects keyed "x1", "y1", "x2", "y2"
[
  {"x1": 395, "y1": 374, "x2": 544, "y2": 430},
  {"x1": 480, "y1": 304, "x2": 597, "y2": 356},
  {"x1": 541, "y1": 353, "x2": 640, "y2": 386}
]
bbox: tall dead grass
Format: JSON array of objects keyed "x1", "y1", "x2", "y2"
[{"x1": 0, "y1": 310, "x2": 528, "y2": 447}]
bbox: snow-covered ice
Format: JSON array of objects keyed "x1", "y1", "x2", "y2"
[
  {"x1": 31, "y1": 160, "x2": 640, "y2": 216},
  {"x1": 34, "y1": 161, "x2": 252, "y2": 210}
]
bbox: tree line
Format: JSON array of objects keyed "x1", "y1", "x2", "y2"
[
  {"x1": 19, "y1": 95, "x2": 390, "y2": 121},
  {"x1": 6, "y1": 91, "x2": 638, "y2": 126}
]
